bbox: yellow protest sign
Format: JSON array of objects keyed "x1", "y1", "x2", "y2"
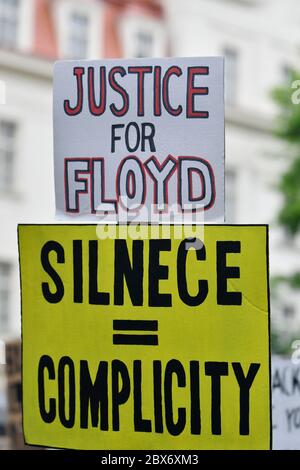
[{"x1": 18, "y1": 224, "x2": 271, "y2": 450}]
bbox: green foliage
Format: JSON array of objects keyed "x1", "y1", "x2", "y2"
[
  {"x1": 272, "y1": 71, "x2": 300, "y2": 143},
  {"x1": 271, "y1": 72, "x2": 300, "y2": 352},
  {"x1": 272, "y1": 71, "x2": 300, "y2": 235},
  {"x1": 277, "y1": 157, "x2": 300, "y2": 234},
  {"x1": 271, "y1": 329, "x2": 287, "y2": 355},
  {"x1": 273, "y1": 272, "x2": 300, "y2": 289},
  {"x1": 271, "y1": 328, "x2": 298, "y2": 356}
]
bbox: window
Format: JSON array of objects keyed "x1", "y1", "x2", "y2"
[
  {"x1": 0, "y1": 0, "x2": 19, "y2": 47},
  {"x1": 134, "y1": 30, "x2": 154, "y2": 58},
  {"x1": 223, "y1": 47, "x2": 238, "y2": 104},
  {"x1": 226, "y1": 169, "x2": 237, "y2": 222},
  {"x1": 0, "y1": 121, "x2": 16, "y2": 191},
  {"x1": 68, "y1": 12, "x2": 89, "y2": 59},
  {"x1": 0, "y1": 263, "x2": 11, "y2": 335}
]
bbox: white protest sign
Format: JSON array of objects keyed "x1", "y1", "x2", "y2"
[
  {"x1": 53, "y1": 57, "x2": 224, "y2": 222},
  {"x1": 272, "y1": 356, "x2": 300, "y2": 449}
]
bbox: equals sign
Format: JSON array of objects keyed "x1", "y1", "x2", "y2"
[{"x1": 113, "y1": 320, "x2": 158, "y2": 346}]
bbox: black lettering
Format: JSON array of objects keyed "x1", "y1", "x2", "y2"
[
  {"x1": 205, "y1": 362, "x2": 229, "y2": 435},
  {"x1": 73, "y1": 240, "x2": 83, "y2": 303},
  {"x1": 286, "y1": 408, "x2": 294, "y2": 432},
  {"x1": 38, "y1": 355, "x2": 56, "y2": 423},
  {"x1": 133, "y1": 361, "x2": 151, "y2": 432},
  {"x1": 89, "y1": 241, "x2": 110, "y2": 305},
  {"x1": 232, "y1": 362, "x2": 260, "y2": 435},
  {"x1": 292, "y1": 367, "x2": 300, "y2": 394},
  {"x1": 177, "y1": 238, "x2": 208, "y2": 306},
  {"x1": 141, "y1": 123, "x2": 156, "y2": 152},
  {"x1": 111, "y1": 124, "x2": 124, "y2": 153},
  {"x1": 114, "y1": 240, "x2": 143, "y2": 306},
  {"x1": 80, "y1": 360, "x2": 108, "y2": 430},
  {"x1": 148, "y1": 239, "x2": 171, "y2": 307},
  {"x1": 58, "y1": 356, "x2": 75, "y2": 428},
  {"x1": 112, "y1": 360, "x2": 130, "y2": 431},
  {"x1": 272, "y1": 368, "x2": 289, "y2": 395},
  {"x1": 41, "y1": 241, "x2": 65, "y2": 303},
  {"x1": 217, "y1": 241, "x2": 242, "y2": 305},
  {"x1": 190, "y1": 361, "x2": 201, "y2": 435},
  {"x1": 125, "y1": 122, "x2": 140, "y2": 152},
  {"x1": 153, "y1": 360, "x2": 163, "y2": 433},
  {"x1": 164, "y1": 359, "x2": 186, "y2": 436}
]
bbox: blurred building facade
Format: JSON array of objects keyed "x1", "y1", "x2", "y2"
[
  {"x1": 1, "y1": 0, "x2": 300, "y2": 442},
  {"x1": 166, "y1": 0, "x2": 300, "y2": 340},
  {"x1": 0, "y1": 0, "x2": 168, "y2": 445},
  {"x1": 0, "y1": 0, "x2": 168, "y2": 337}
]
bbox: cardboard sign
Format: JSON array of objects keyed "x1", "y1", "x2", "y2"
[
  {"x1": 19, "y1": 224, "x2": 270, "y2": 450},
  {"x1": 272, "y1": 356, "x2": 300, "y2": 449},
  {"x1": 53, "y1": 57, "x2": 224, "y2": 222}
]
